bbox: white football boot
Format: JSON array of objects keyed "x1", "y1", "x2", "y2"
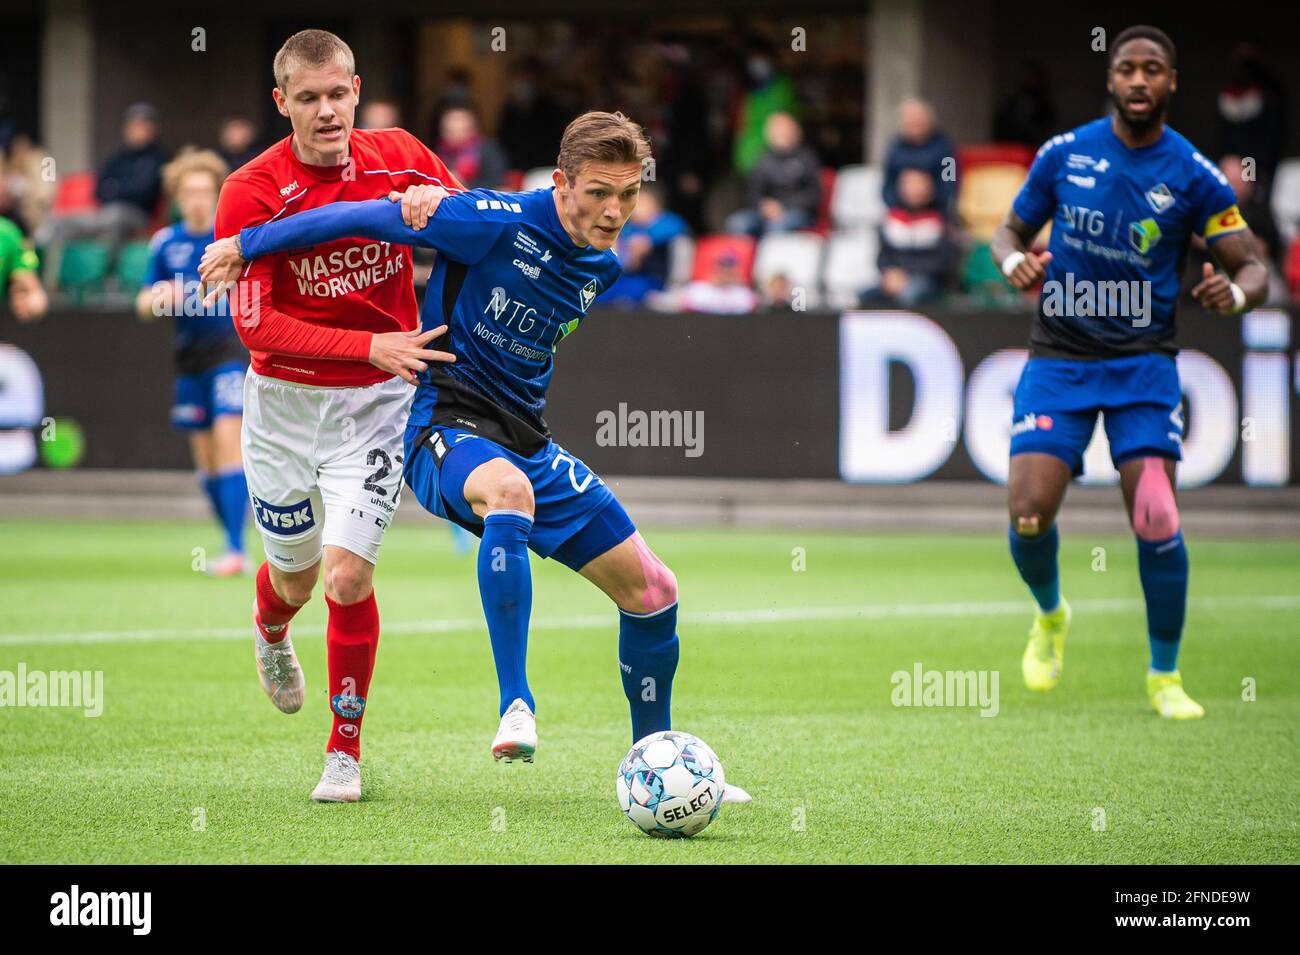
[
  {"x1": 254, "y1": 607, "x2": 306, "y2": 714},
  {"x1": 721, "y1": 783, "x2": 753, "y2": 804},
  {"x1": 311, "y1": 751, "x2": 361, "y2": 802},
  {"x1": 491, "y1": 698, "x2": 537, "y2": 763}
]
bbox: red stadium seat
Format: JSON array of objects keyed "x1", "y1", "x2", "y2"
[
  {"x1": 1286, "y1": 237, "x2": 1300, "y2": 302},
  {"x1": 691, "y1": 234, "x2": 756, "y2": 283},
  {"x1": 504, "y1": 169, "x2": 525, "y2": 192},
  {"x1": 958, "y1": 143, "x2": 1036, "y2": 172},
  {"x1": 814, "y1": 167, "x2": 837, "y2": 234},
  {"x1": 53, "y1": 172, "x2": 98, "y2": 213}
]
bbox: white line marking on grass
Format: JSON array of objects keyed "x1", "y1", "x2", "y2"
[{"x1": 2, "y1": 594, "x2": 1298, "y2": 646}]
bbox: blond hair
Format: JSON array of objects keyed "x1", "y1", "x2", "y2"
[
  {"x1": 162, "y1": 148, "x2": 228, "y2": 196},
  {"x1": 556, "y1": 111, "x2": 652, "y2": 182},
  {"x1": 273, "y1": 29, "x2": 355, "y2": 91}
]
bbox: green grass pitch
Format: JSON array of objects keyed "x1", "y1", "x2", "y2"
[{"x1": 1, "y1": 517, "x2": 1296, "y2": 864}]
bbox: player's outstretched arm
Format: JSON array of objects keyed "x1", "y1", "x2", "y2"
[
  {"x1": 991, "y1": 211, "x2": 1053, "y2": 291},
  {"x1": 238, "y1": 198, "x2": 437, "y2": 262},
  {"x1": 1191, "y1": 230, "x2": 1268, "y2": 314}
]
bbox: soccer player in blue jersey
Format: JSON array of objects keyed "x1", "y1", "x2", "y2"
[
  {"x1": 202, "y1": 111, "x2": 750, "y2": 800},
  {"x1": 136, "y1": 149, "x2": 251, "y2": 577},
  {"x1": 990, "y1": 26, "x2": 1268, "y2": 718}
]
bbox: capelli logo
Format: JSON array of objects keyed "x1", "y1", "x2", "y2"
[{"x1": 50, "y1": 885, "x2": 151, "y2": 935}]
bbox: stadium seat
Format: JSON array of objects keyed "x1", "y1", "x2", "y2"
[
  {"x1": 53, "y1": 172, "x2": 98, "y2": 214},
  {"x1": 58, "y1": 240, "x2": 111, "y2": 306},
  {"x1": 1285, "y1": 237, "x2": 1300, "y2": 302},
  {"x1": 815, "y1": 167, "x2": 837, "y2": 233},
  {"x1": 503, "y1": 169, "x2": 525, "y2": 192},
  {"x1": 958, "y1": 162, "x2": 1027, "y2": 242},
  {"x1": 822, "y1": 229, "x2": 879, "y2": 309},
  {"x1": 1271, "y1": 157, "x2": 1300, "y2": 245},
  {"x1": 522, "y1": 166, "x2": 555, "y2": 192},
  {"x1": 958, "y1": 143, "x2": 1035, "y2": 171},
  {"x1": 116, "y1": 240, "x2": 152, "y2": 289},
  {"x1": 753, "y1": 232, "x2": 825, "y2": 308},
  {"x1": 962, "y1": 240, "x2": 1020, "y2": 307},
  {"x1": 830, "y1": 164, "x2": 884, "y2": 230},
  {"x1": 690, "y1": 234, "x2": 756, "y2": 283},
  {"x1": 667, "y1": 233, "x2": 695, "y2": 289}
]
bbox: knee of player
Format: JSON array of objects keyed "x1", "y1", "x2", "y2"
[
  {"x1": 487, "y1": 471, "x2": 535, "y2": 516},
  {"x1": 635, "y1": 548, "x2": 678, "y2": 613},
  {"x1": 1133, "y1": 482, "x2": 1180, "y2": 540},
  {"x1": 1010, "y1": 510, "x2": 1052, "y2": 538},
  {"x1": 323, "y1": 562, "x2": 373, "y2": 605}
]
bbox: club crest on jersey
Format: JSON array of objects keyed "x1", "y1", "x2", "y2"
[
  {"x1": 1145, "y1": 183, "x2": 1175, "y2": 215},
  {"x1": 578, "y1": 279, "x2": 599, "y2": 313},
  {"x1": 251, "y1": 496, "x2": 316, "y2": 536},
  {"x1": 331, "y1": 694, "x2": 366, "y2": 719}
]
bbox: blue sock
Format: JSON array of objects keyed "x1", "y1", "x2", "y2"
[
  {"x1": 618, "y1": 604, "x2": 680, "y2": 743},
  {"x1": 214, "y1": 468, "x2": 249, "y2": 554},
  {"x1": 1138, "y1": 531, "x2": 1188, "y2": 672},
  {"x1": 478, "y1": 510, "x2": 535, "y2": 715},
  {"x1": 1008, "y1": 524, "x2": 1061, "y2": 613}
]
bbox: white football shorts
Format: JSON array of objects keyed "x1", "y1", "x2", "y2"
[{"x1": 241, "y1": 370, "x2": 413, "y2": 571}]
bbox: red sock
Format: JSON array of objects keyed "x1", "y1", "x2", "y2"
[
  {"x1": 325, "y1": 590, "x2": 379, "y2": 761},
  {"x1": 255, "y1": 562, "x2": 302, "y2": 644}
]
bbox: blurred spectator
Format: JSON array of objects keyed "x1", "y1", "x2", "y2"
[
  {"x1": 759, "y1": 272, "x2": 795, "y2": 311},
  {"x1": 2, "y1": 136, "x2": 54, "y2": 235},
  {"x1": 1217, "y1": 42, "x2": 1287, "y2": 196},
  {"x1": 217, "y1": 115, "x2": 261, "y2": 170},
  {"x1": 1, "y1": 213, "x2": 48, "y2": 321},
  {"x1": 675, "y1": 250, "x2": 758, "y2": 314},
  {"x1": 498, "y1": 59, "x2": 568, "y2": 170},
  {"x1": 732, "y1": 37, "x2": 799, "y2": 176},
  {"x1": 436, "y1": 107, "x2": 508, "y2": 190},
  {"x1": 427, "y1": 67, "x2": 474, "y2": 146},
  {"x1": 604, "y1": 184, "x2": 689, "y2": 306},
  {"x1": 35, "y1": 102, "x2": 165, "y2": 291},
  {"x1": 882, "y1": 99, "x2": 956, "y2": 216},
  {"x1": 993, "y1": 59, "x2": 1058, "y2": 149},
  {"x1": 860, "y1": 167, "x2": 953, "y2": 308},
  {"x1": 725, "y1": 112, "x2": 820, "y2": 237},
  {"x1": 360, "y1": 99, "x2": 402, "y2": 131}
]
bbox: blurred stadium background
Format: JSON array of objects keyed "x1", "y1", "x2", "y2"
[{"x1": 1, "y1": 0, "x2": 1297, "y2": 532}]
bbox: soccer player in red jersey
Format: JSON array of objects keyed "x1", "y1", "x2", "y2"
[{"x1": 215, "y1": 29, "x2": 461, "y2": 802}]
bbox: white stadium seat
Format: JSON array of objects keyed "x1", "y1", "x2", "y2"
[
  {"x1": 753, "y1": 232, "x2": 826, "y2": 308},
  {"x1": 667, "y1": 234, "x2": 695, "y2": 289},
  {"x1": 830, "y1": 164, "x2": 884, "y2": 230},
  {"x1": 1270, "y1": 157, "x2": 1300, "y2": 245},
  {"x1": 522, "y1": 166, "x2": 556, "y2": 192},
  {"x1": 822, "y1": 229, "x2": 879, "y2": 309}
]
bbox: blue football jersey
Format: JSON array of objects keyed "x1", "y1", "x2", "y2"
[
  {"x1": 240, "y1": 188, "x2": 621, "y2": 430},
  {"x1": 1012, "y1": 117, "x2": 1246, "y2": 357},
  {"x1": 143, "y1": 223, "x2": 244, "y2": 372}
]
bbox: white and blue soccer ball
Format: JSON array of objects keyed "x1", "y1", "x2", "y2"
[{"x1": 616, "y1": 730, "x2": 725, "y2": 838}]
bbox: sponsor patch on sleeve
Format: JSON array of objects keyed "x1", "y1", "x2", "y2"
[{"x1": 1203, "y1": 204, "x2": 1246, "y2": 240}]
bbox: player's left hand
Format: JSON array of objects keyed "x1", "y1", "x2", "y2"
[
  {"x1": 388, "y1": 184, "x2": 448, "y2": 231},
  {"x1": 1191, "y1": 261, "x2": 1237, "y2": 314},
  {"x1": 199, "y1": 236, "x2": 247, "y2": 305}
]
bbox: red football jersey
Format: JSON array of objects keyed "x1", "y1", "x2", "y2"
[{"x1": 215, "y1": 127, "x2": 463, "y2": 387}]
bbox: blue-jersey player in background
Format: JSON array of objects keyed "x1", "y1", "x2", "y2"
[
  {"x1": 217, "y1": 111, "x2": 750, "y2": 803},
  {"x1": 135, "y1": 149, "x2": 251, "y2": 577},
  {"x1": 990, "y1": 26, "x2": 1268, "y2": 718}
]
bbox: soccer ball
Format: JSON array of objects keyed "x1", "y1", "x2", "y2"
[{"x1": 616, "y1": 730, "x2": 725, "y2": 838}]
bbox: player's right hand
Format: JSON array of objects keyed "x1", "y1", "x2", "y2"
[
  {"x1": 369, "y1": 325, "x2": 455, "y2": 384},
  {"x1": 1006, "y1": 250, "x2": 1052, "y2": 291},
  {"x1": 199, "y1": 236, "x2": 247, "y2": 306}
]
